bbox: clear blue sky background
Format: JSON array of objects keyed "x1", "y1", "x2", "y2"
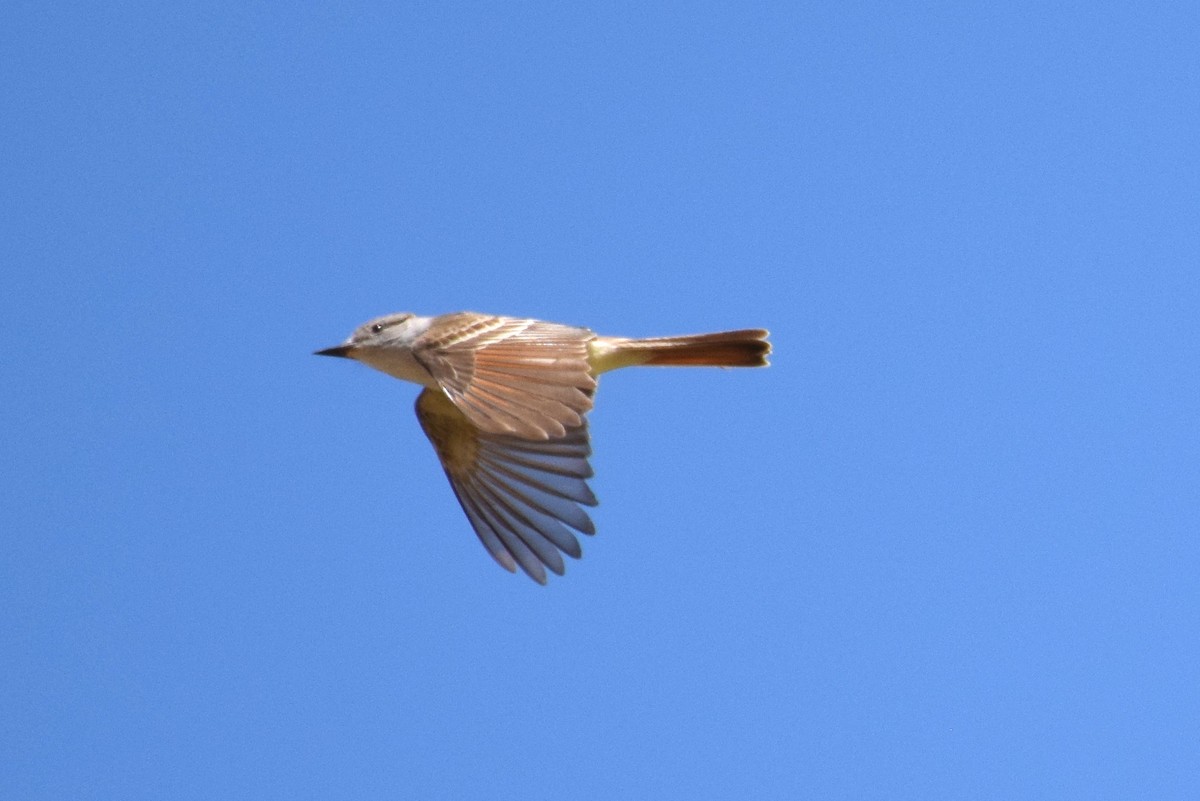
[{"x1": 3, "y1": 2, "x2": 1198, "y2": 798}]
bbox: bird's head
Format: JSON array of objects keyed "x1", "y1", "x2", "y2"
[{"x1": 314, "y1": 312, "x2": 425, "y2": 358}]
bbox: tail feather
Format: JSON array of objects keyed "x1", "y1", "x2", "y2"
[{"x1": 616, "y1": 329, "x2": 771, "y2": 368}]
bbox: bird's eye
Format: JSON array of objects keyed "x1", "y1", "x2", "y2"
[{"x1": 371, "y1": 323, "x2": 385, "y2": 333}]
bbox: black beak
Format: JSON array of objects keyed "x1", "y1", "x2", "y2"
[{"x1": 314, "y1": 345, "x2": 353, "y2": 358}]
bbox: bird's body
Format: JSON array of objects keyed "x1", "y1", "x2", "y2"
[{"x1": 317, "y1": 311, "x2": 769, "y2": 583}]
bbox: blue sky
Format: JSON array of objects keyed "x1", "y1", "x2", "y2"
[{"x1": 3, "y1": 2, "x2": 1198, "y2": 798}]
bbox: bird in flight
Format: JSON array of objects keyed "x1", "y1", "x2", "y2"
[{"x1": 316, "y1": 311, "x2": 770, "y2": 583}]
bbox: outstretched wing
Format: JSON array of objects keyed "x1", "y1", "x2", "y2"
[
  {"x1": 412, "y1": 312, "x2": 596, "y2": 440},
  {"x1": 415, "y1": 388, "x2": 598, "y2": 584}
]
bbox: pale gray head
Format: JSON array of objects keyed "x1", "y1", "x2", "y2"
[
  {"x1": 315, "y1": 312, "x2": 437, "y2": 386},
  {"x1": 314, "y1": 312, "x2": 417, "y2": 356}
]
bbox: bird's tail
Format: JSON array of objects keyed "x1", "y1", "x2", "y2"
[{"x1": 591, "y1": 329, "x2": 771, "y2": 372}]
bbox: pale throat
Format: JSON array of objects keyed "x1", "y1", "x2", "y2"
[{"x1": 355, "y1": 345, "x2": 440, "y2": 388}]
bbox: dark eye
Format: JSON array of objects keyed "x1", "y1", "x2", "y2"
[{"x1": 371, "y1": 323, "x2": 384, "y2": 333}]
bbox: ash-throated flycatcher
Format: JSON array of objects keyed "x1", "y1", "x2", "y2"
[{"x1": 316, "y1": 311, "x2": 770, "y2": 583}]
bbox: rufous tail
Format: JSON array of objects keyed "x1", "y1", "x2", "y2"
[{"x1": 608, "y1": 329, "x2": 771, "y2": 368}]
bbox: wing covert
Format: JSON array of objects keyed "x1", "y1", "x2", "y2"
[{"x1": 412, "y1": 312, "x2": 597, "y2": 440}]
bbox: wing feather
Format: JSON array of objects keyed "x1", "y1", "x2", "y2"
[
  {"x1": 415, "y1": 388, "x2": 597, "y2": 583},
  {"x1": 458, "y1": 483, "x2": 552, "y2": 584},
  {"x1": 412, "y1": 312, "x2": 597, "y2": 439}
]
